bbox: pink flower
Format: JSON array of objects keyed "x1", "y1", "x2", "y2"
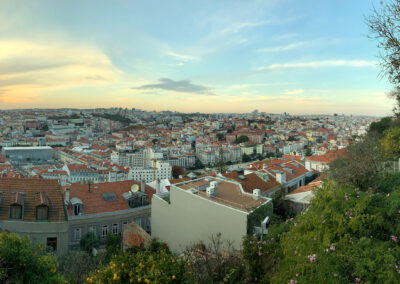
[
  {"x1": 387, "y1": 193, "x2": 390, "y2": 197},
  {"x1": 391, "y1": 235, "x2": 398, "y2": 242},
  {"x1": 355, "y1": 277, "x2": 361, "y2": 283},
  {"x1": 307, "y1": 254, "x2": 317, "y2": 262},
  {"x1": 258, "y1": 251, "x2": 262, "y2": 256},
  {"x1": 330, "y1": 244, "x2": 335, "y2": 251}
]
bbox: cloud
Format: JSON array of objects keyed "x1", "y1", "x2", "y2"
[
  {"x1": 134, "y1": 78, "x2": 213, "y2": 95},
  {"x1": 258, "y1": 60, "x2": 377, "y2": 71},
  {"x1": 220, "y1": 20, "x2": 270, "y2": 35},
  {"x1": 284, "y1": 89, "x2": 304, "y2": 95},
  {"x1": 0, "y1": 39, "x2": 121, "y2": 104},
  {"x1": 257, "y1": 42, "x2": 305, "y2": 53},
  {"x1": 166, "y1": 51, "x2": 198, "y2": 62}
]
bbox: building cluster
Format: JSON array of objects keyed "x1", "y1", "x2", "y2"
[{"x1": 0, "y1": 108, "x2": 375, "y2": 254}]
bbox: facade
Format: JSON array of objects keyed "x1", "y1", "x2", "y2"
[
  {"x1": 305, "y1": 148, "x2": 346, "y2": 172},
  {"x1": 0, "y1": 178, "x2": 68, "y2": 255},
  {"x1": 2, "y1": 146, "x2": 54, "y2": 162},
  {"x1": 64, "y1": 180, "x2": 155, "y2": 250},
  {"x1": 129, "y1": 160, "x2": 172, "y2": 183},
  {"x1": 152, "y1": 176, "x2": 273, "y2": 252}
]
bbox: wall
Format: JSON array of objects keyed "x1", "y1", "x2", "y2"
[
  {"x1": 151, "y1": 186, "x2": 248, "y2": 253},
  {"x1": 0, "y1": 220, "x2": 69, "y2": 255}
]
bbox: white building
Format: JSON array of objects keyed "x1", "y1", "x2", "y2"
[
  {"x1": 151, "y1": 176, "x2": 273, "y2": 252},
  {"x1": 129, "y1": 160, "x2": 172, "y2": 183}
]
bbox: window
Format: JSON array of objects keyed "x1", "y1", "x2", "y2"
[
  {"x1": 146, "y1": 216, "x2": 151, "y2": 231},
  {"x1": 102, "y1": 225, "x2": 109, "y2": 238},
  {"x1": 73, "y1": 204, "x2": 82, "y2": 216},
  {"x1": 123, "y1": 221, "x2": 128, "y2": 225},
  {"x1": 46, "y1": 237, "x2": 57, "y2": 251},
  {"x1": 135, "y1": 217, "x2": 142, "y2": 228},
  {"x1": 89, "y1": 225, "x2": 96, "y2": 235},
  {"x1": 112, "y1": 223, "x2": 118, "y2": 235},
  {"x1": 74, "y1": 228, "x2": 81, "y2": 240},
  {"x1": 36, "y1": 206, "x2": 48, "y2": 220},
  {"x1": 10, "y1": 205, "x2": 22, "y2": 219}
]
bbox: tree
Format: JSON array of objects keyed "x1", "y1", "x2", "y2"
[
  {"x1": 242, "y1": 153, "x2": 251, "y2": 163},
  {"x1": 235, "y1": 135, "x2": 249, "y2": 144},
  {"x1": 215, "y1": 149, "x2": 227, "y2": 173},
  {"x1": 193, "y1": 158, "x2": 204, "y2": 170},
  {"x1": 80, "y1": 232, "x2": 100, "y2": 255},
  {"x1": 367, "y1": 1, "x2": 400, "y2": 116},
  {"x1": 369, "y1": 117, "x2": 393, "y2": 136},
  {"x1": 172, "y1": 165, "x2": 184, "y2": 179},
  {"x1": 152, "y1": 138, "x2": 158, "y2": 144},
  {"x1": 304, "y1": 146, "x2": 312, "y2": 157},
  {"x1": 216, "y1": 133, "x2": 225, "y2": 141},
  {"x1": 105, "y1": 233, "x2": 121, "y2": 260},
  {"x1": 86, "y1": 245, "x2": 187, "y2": 283},
  {"x1": 329, "y1": 134, "x2": 384, "y2": 189},
  {"x1": 381, "y1": 127, "x2": 400, "y2": 159},
  {"x1": 288, "y1": 136, "x2": 297, "y2": 142},
  {"x1": 0, "y1": 232, "x2": 65, "y2": 283}
]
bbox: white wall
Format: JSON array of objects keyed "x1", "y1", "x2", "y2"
[{"x1": 151, "y1": 186, "x2": 248, "y2": 253}]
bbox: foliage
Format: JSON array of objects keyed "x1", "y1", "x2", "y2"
[
  {"x1": 58, "y1": 250, "x2": 107, "y2": 284},
  {"x1": 151, "y1": 138, "x2": 158, "y2": 144},
  {"x1": 247, "y1": 203, "x2": 273, "y2": 234},
  {"x1": 381, "y1": 127, "x2": 400, "y2": 159},
  {"x1": 80, "y1": 232, "x2": 100, "y2": 255},
  {"x1": 304, "y1": 146, "x2": 312, "y2": 156},
  {"x1": 172, "y1": 165, "x2": 184, "y2": 179},
  {"x1": 369, "y1": 117, "x2": 393, "y2": 137},
  {"x1": 184, "y1": 234, "x2": 246, "y2": 283},
  {"x1": 86, "y1": 247, "x2": 187, "y2": 283},
  {"x1": 242, "y1": 153, "x2": 251, "y2": 163},
  {"x1": 193, "y1": 158, "x2": 204, "y2": 170},
  {"x1": 329, "y1": 134, "x2": 384, "y2": 189},
  {"x1": 216, "y1": 133, "x2": 225, "y2": 141},
  {"x1": 244, "y1": 179, "x2": 400, "y2": 283},
  {"x1": 288, "y1": 136, "x2": 297, "y2": 142},
  {"x1": 0, "y1": 232, "x2": 65, "y2": 284},
  {"x1": 235, "y1": 135, "x2": 249, "y2": 144},
  {"x1": 215, "y1": 149, "x2": 227, "y2": 173},
  {"x1": 105, "y1": 233, "x2": 122, "y2": 260}
]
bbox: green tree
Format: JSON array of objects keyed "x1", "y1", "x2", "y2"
[
  {"x1": 194, "y1": 158, "x2": 204, "y2": 169},
  {"x1": 86, "y1": 246, "x2": 187, "y2": 283},
  {"x1": 0, "y1": 232, "x2": 65, "y2": 283},
  {"x1": 369, "y1": 117, "x2": 393, "y2": 137},
  {"x1": 216, "y1": 133, "x2": 225, "y2": 141},
  {"x1": 80, "y1": 232, "x2": 100, "y2": 255},
  {"x1": 329, "y1": 134, "x2": 383, "y2": 189},
  {"x1": 242, "y1": 153, "x2": 251, "y2": 163},
  {"x1": 215, "y1": 149, "x2": 227, "y2": 173},
  {"x1": 381, "y1": 127, "x2": 400, "y2": 159},
  {"x1": 105, "y1": 233, "x2": 121, "y2": 260},
  {"x1": 304, "y1": 146, "x2": 312, "y2": 157},
  {"x1": 235, "y1": 135, "x2": 249, "y2": 144}
]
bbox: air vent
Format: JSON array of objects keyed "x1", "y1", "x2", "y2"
[{"x1": 238, "y1": 175, "x2": 246, "y2": 180}]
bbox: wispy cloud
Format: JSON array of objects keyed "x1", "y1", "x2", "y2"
[
  {"x1": 258, "y1": 60, "x2": 377, "y2": 71},
  {"x1": 134, "y1": 78, "x2": 213, "y2": 95},
  {"x1": 219, "y1": 20, "x2": 270, "y2": 35},
  {"x1": 166, "y1": 51, "x2": 198, "y2": 62},
  {"x1": 284, "y1": 89, "x2": 304, "y2": 95},
  {"x1": 257, "y1": 42, "x2": 305, "y2": 53}
]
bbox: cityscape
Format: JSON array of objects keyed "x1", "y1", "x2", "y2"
[{"x1": 1, "y1": 0, "x2": 400, "y2": 283}]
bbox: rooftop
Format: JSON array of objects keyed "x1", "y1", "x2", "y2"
[{"x1": 173, "y1": 177, "x2": 268, "y2": 212}]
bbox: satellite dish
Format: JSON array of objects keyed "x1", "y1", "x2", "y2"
[{"x1": 131, "y1": 184, "x2": 139, "y2": 193}]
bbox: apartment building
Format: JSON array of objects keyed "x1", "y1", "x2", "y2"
[
  {"x1": 64, "y1": 180, "x2": 155, "y2": 250},
  {"x1": 152, "y1": 176, "x2": 273, "y2": 252},
  {"x1": 0, "y1": 178, "x2": 68, "y2": 255}
]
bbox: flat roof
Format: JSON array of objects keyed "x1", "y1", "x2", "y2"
[
  {"x1": 3, "y1": 146, "x2": 53, "y2": 150},
  {"x1": 174, "y1": 177, "x2": 268, "y2": 213}
]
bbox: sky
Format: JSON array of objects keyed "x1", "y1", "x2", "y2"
[{"x1": 0, "y1": 0, "x2": 394, "y2": 116}]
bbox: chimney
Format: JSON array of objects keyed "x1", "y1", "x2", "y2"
[
  {"x1": 141, "y1": 180, "x2": 146, "y2": 193},
  {"x1": 276, "y1": 171, "x2": 286, "y2": 184},
  {"x1": 206, "y1": 181, "x2": 218, "y2": 197},
  {"x1": 65, "y1": 187, "x2": 70, "y2": 205},
  {"x1": 253, "y1": 189, "x2": 261, "y2": 200}
]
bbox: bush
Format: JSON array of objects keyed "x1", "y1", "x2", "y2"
[
  {"x1": 0, "y1": 232, "x2": 65, "y2": 283},
  {"x1": 80, "y1": 232, "x2": 100, "y2": 255},
  {"x1": 86, "y1": 248, "x2": 187, "y2": 283}
]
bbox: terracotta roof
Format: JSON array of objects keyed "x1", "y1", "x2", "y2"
[
  {"x1": 306, "y1": 148, "x2": 346, "y2": 163},
  {"x1": 0, "y1": 178, "x2": 65, "y2": 222},
  {"x1": 170, "y1": 177, "x2": 191, "y2": 184},
  {"x1": 289, "y1": 180, "x2": 323, "y2": 195},
  {"x1": 65, "y1": 180, "x2": 155, "y2": 216}
]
